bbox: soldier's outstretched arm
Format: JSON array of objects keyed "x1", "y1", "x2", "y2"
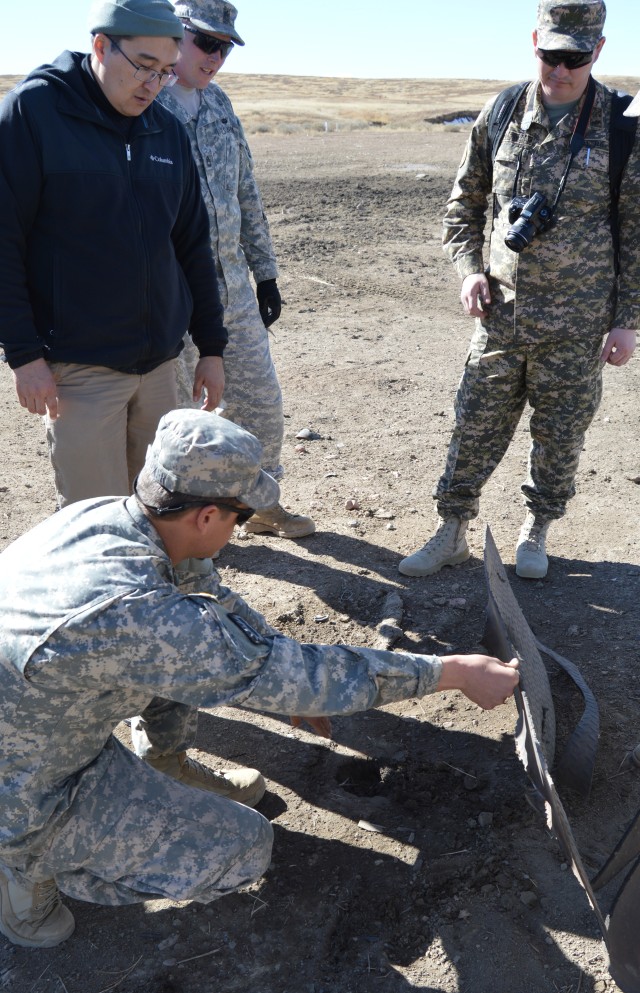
[
  {"x1": 229, "y1": 633, "x2": 519, "y2": 720},
  {"x1": 290, "y1": 653, "x2": 518, "y2": 738},
  {"x1": 124, "y1": 593, "x2": 520, "y2": 720},
  {"x1": 438, "y1": 654, "x2": 519, "y2": 710}
]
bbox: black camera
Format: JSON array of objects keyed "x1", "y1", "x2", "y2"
[{"x1": 504, "y1": 192, "x2": 554, "y2": 253}]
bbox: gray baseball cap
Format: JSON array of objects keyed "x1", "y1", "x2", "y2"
[
  {"x1": 145, "y1": 410, "x2": 279, "y2": 509},
  {"x1": 624, "y1": 91, "x2": 640, "y2": 117},
  {"x1": 536, "y1": 0, "x2": 606, "y2": 51},
  {"x1": 88, "y1": 0, "x2": 184, "y2": 38},
  {"x1": 173, "y1": 0, "x2": 245, "y2": 45}
]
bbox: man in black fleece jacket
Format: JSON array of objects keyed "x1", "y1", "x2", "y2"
[{"x1": 0, "y1": 0, "x2": 228, "y2": 506}]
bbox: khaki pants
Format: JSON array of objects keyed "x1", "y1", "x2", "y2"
[{"x1": 45, "y1": 361, "x2": 177, "y2": 508}]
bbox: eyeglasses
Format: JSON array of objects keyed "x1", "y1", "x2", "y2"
[
  {"x1": 184, "y1": 25, "x2": 234, "y2": 58},
  {"x1": 107, "y1": 36, "x2": 178, "y2": 87},
  {"x1": 536, "y1": 48, "x2": 594, "y2": 70}
]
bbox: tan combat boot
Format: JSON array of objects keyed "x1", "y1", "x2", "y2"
[
  {"x1": 244, "y1": 503, "x2": 315, "y2": 538},
  {"x1": 147, "y1": 752, "x2": 266, "y2": 807},
  {"x1": 0, "y1": 868, "x2": 75, "y2": 948},
  {"x1": 515, "y1": 512, "x2": 551, "y2": 579},
  {"x1": 399, "y1": 518, "x2": 469, "y2": 577}
]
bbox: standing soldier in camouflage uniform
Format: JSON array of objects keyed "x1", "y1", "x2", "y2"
[
  {"x1": 400, "y1": 0, "x2": 639, "y2": 580},
  {"x1": 0, "y1": 410, "x2": 518, "y2": 948},
  {"x1": 158, "y1": 0, "x2": 315, "y2": 539}
]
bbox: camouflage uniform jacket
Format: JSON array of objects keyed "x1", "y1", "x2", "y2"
[
  {"x1": 442, "y1": 79, "x2": 640, "y2": 343},
  {"x1": 0, "y1": 497, "x2": 440, "y2": 857},
  {"x1": 159, "y1": 83, "x2": 278, "y2": 300}
]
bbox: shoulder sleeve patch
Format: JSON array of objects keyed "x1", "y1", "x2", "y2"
[{"x1": 226, "y1": 613, "x2": 270, "y2": 646}]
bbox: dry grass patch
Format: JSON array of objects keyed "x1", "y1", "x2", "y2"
[
  {"x1": 195, "y1": 72, "x2": 640, "y2": 132},
  {"x1": 1, "y1": 72, "x2": 638, "y2": 132},
  {"x1": 0, "y1": 75, "x2": 22, "y2": 100}
]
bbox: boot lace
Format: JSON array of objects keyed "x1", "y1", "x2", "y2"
[
  {"x1": 520, "y1": 517, "x2": 548, "y2": 551},
  {"x1": 430, "y1": 520, "x2": 461, "y2": 548},
  {"x1": 180, "y1": 756, "x2": 226, "y2": 787},
  {"x1": 31, "y1": 880, "x2": 60, "y2": 924}
]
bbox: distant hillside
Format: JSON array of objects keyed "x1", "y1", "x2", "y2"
[{"x1": 1, "y1": 72, "x2": 638, "y2": 132}]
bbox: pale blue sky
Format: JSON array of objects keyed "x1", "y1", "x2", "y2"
[{"x1": 1, "y1": 0, "x2": 638, "y2": 79}]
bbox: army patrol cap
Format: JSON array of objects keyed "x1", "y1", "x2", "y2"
[
  {"x1": 173, "y1": 0, "x2": 245, "y2": 45},
  {"x1": 624, "y1": 90, "x2": 640, "y2": 117},
  {"x1": 536, "y1": 0, "x2": 606, "y2": 51},
  {"x1": 88, "y1": 0, "x2": 185, "y2": 38},
  {"x1": 145, "y1": 410, "x2": 279, "y2": 509}
]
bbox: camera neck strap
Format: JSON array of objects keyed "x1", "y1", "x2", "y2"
[
  {"x1": 510, "y1": 75, "x2": 597, "y2": 212},
  {"x1": 550, "y1": 74, "x2": 597, "y2": 212}
]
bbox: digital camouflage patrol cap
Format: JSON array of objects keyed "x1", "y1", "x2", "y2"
[
  {"x1": 173, "y1": 0, "x2": 245, "y2": 45},
  {"x1": 88, "y1": 0, "x2": 184, "y2": 37},
  {"x1": 536, "y1": 0, "x2": 606, "y2": 51},
  {"x1": 145, "y1": 410, "x2": 279, "y2": 509}
]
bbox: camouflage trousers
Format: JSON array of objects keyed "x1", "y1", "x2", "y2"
[
  {"x1": 8, "y1": 736, "x2": 273, "y2": 906},
  {"x1": 435, "y1": 327, "x2": 603, "y2": 521},
  {"x1": 0, "y1": 557, "x2": 274, "y2": 906},
  {"x1": 178, "y1": 280, "x2": 284, "y2": 480}
]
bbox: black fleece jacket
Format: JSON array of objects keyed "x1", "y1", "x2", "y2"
[{"x1": 0, "y1": 52, "x2": 227, "y2": 373}]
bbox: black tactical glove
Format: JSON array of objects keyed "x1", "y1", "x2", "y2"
[{"x1": 256, "y1": 279, "x2": 282, "y2": 328}]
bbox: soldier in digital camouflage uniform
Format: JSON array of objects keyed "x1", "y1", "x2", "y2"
[
  {"x1": 0, "y1": 409, "x2": 519, "y2": 948},
  {"x1": 158, "y1": 0, "x2": 315, "y2": 539},
  {"x1": 400, "y1": 0, "x2": 639, "y2": 581}
]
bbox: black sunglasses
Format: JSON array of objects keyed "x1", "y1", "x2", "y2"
[
  {"x1": 536, "y1": 48, "x2": 594, "y2": 70},
  {"x1": 184, "y1": 25, "x2": 234, "y2": 58},
  {"x1": 211, "y1": 501, "x2": 254, "y2": 524},
  {"x1": 153, "y1": 500, "x2": 254, "y2": 524},
  {"x1": 134, "y1": 479, "x2": 254, "y2": 524}
]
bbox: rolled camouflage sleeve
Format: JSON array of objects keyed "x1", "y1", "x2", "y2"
[
  {"x1": 100, "y1": 593, "x2": 442, "y2": 718},
  {"x1": 614, "y1": 134, "x2": 640, "y2": 330},
  {"x1": 442, "y1": 101, "x2": 495, "y2": 281}
]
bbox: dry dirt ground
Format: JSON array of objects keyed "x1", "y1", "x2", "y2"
[{"x1": 1, "y1": 77, "x2": 640, "y2": 993}]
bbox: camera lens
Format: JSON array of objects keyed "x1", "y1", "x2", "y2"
[
  {"x1": 505, "y1": 233, "x2": 527, "y2": 252},
  {"x1": 504, "y1": 221, "x2": 534, "y2": 253}
]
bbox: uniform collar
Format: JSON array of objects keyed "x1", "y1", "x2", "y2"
[
  {"x1": 125, "y1": 494, "x2": 171, "y2": 558},
  {"x1": 527, "y1": 76, "x2": 605, "y2": 134}
]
